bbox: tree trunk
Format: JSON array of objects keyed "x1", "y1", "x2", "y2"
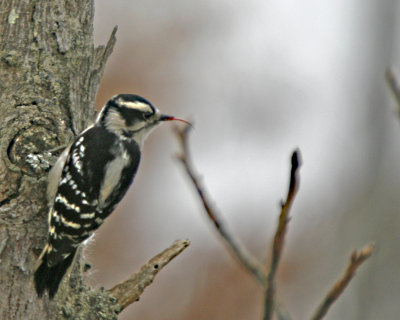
[{"x1": 0, "y1": 1, "x2": 119, "y2": 318}]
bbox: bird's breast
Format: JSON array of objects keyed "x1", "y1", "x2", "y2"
[{"x1": 98, "y1": 143, "x2": 134, "y2": 208}]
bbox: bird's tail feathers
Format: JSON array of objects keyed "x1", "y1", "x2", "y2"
[{"x1": 34, "y1": 244, "x2": 76, "y2": 299}]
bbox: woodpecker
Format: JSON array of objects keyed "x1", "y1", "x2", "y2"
[{"x1": 34, "y1": 94, "x2": 189, "y2": 298}]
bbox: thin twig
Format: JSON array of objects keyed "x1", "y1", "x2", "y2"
[
  {"x1": 108, "y1": 239, "x2": 190, "y2": 312},
  {"x1": 385, "y1": 67, "x2": 400, "y2": 113},
  {"x1": 263, "y1": 151, "x2": 301, "y2": 320},
  {"x1": 175, "y1": 126, "x2": 268, "y2": 286},
  {"x1": 310, "y1": 243, "x2": 375, "y2": 320},
  {"x1": 275, "y1": 300, "x2": 294, "y2": 320}
]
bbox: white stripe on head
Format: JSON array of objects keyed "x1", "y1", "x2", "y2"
[{"x1": 118, "y1": 100, "x2": 153, "y2": 114}]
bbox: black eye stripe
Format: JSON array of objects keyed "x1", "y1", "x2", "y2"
[{"x1": 144, "y1": 112, "x2": 153, "y2": 119}]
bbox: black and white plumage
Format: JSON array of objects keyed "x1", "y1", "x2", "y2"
[{"x1": 34, "y1": 94, "x2": 189, "y2": 299}]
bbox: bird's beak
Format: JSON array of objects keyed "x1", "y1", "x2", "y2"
[{"x1": 159, "y1": 114, "x2": 191, "y2": 126}]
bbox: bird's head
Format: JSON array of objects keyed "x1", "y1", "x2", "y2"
[{"x1": 96, "y1": 94, "x2": 190, "y2": 146}]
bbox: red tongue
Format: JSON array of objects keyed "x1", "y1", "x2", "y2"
[
  {"x1": 168, "y1": 117, "x2": 192, "y2": 126},
  {"x1": 162, "y1": 116, "x2": 192, "y2": 126}
]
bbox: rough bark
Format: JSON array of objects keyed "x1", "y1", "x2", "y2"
[{"x1": 0, "y1": 1, "x2": 118, "y2": 319}]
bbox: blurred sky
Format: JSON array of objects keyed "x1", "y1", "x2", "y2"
[{"x1": 89, "y1": 1, "x2": 400, "y2": 319}]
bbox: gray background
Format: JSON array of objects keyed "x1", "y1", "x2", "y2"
[{"x1": 87, "y1": 1, "x2": 400, "y2": 319}]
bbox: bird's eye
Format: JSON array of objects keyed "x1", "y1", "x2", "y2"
[{"x1": 143, "y1": 112, "x2": 153, "y2": 120}]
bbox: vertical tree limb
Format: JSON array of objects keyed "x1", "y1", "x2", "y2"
[{"x1": 0, "y1": 1, "x2": 125, "y2": 319}]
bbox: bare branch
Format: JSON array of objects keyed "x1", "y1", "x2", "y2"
[
  {"x1": 263, "y1": 150, "x2": 301, "y2": 320},
  {"x1": 108, "y1": 239, "x2": 190, "y2": 312},
  {"x1": 175, "y1": 126, "x2": 268, "y2": 286},
  {"x1": 385, "y1": 67, "x2": 400, "y2": 113},
  {"x1": 310, "y1": 243, "x2": 375, "y2": 320},
  {"x1": 275, "y1": 300, "x2": 294, "y2": 320},
  {"x1": 176, "y1": 125, "x2": 372, "y2": 320}
]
